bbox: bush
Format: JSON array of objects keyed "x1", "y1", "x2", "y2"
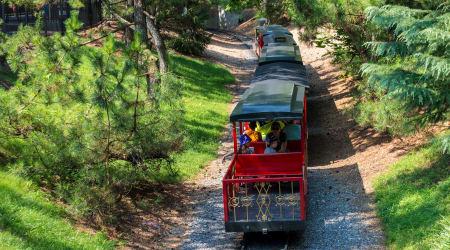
[
  {"x1": 354, "y1": 98, "x2": 416, "y2": 135},
  {"x1": 168, "y1": 30, "x2": 211, "y2": 56}
]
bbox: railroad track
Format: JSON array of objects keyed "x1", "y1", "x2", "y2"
[{"x1": 239, "y1": 231, "x2": 302, "y2": 250}]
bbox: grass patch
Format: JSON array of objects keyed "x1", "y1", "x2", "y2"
[
  {"x1": 374, "y1": 133, "x2": 450, "y2": 249},
  {"x1": 0, "y1": 170, "x2": 115, "y2": 250},
  {"x1": 170, "y1": 55, "x2": 234, "y2": 179}
]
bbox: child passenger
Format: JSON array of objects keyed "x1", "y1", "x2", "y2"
[
  {"x1": 264, "y1": 135, "x2": 278, "y2": 154},
  {"x1": 238, "y1": 133, "x2": 253, "y2": 154},
  {"x1": 266, "y1": 121, "x2": 287, "y2": 152}
]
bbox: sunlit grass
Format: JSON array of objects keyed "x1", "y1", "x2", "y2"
[
  {"x1": 374, "y1": 133, "x2": 450, "y2": 249},
  {"x1": 170, "y1": 55, "x2": 234, "y2": 178},
  {"x1": 0, "y1": 171, "x2": 115, "y2": 250}
]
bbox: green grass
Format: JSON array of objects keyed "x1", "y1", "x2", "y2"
[
  {"x1": 0, "y1": 170, "x2": 115, "y2": 250},
  {"x1": 170, "y1": 54, "x2": 234, "y2": 178},
  {"x1": 374, "y1": 134, "x2": 450, "y2": 249}
]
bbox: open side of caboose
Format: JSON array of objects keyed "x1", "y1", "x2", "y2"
[{"x1": 222, "y1": 81, "x2": 308, "y2": 233}]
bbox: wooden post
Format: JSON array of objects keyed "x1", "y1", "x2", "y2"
[
  {"x1": 97, "y1": 0, "x2": 102, "y2": 21},
  {"x1": 133, "y1": 0, "x2": 148, "y2": 44},
  {"x1": 1, "y1": 4, "x2": 4, "y2": 22},
  {"x1": 45, "y1": 4, "x2": 50, "y2": 34},
  {"x1": 124, "y1": 0, "x2": 134, "y2": 44},
  {"x1": 59, "y1": 0, "x2": 65, "y2": 34},
  {"x1": 86, "y1": 0, "x2": 93, "y2": 26}
]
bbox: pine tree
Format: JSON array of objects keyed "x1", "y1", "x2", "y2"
[
  {"x1": 360, "y1": 3, "x2": 449, "y2": 133},
  {"x1": 0, "y1": 5, "x2": 183, "y2": 217}
]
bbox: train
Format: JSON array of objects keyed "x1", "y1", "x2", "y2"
[{"x1": 222, "y1": 22, "x2": 309, "y2": 233}]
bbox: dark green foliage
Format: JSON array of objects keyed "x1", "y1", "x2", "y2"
[
  {"x1": 359, "y1": 4, "x2": 449, "y2": 134},
  {"x1": 0, "y1": 10, "x2": 184, "y2": 219},
  {"x1": 385, "y1": 0, "x2": 448, "y2": 10},
  {"x1": 157, "y1": 0, "x2": 212, "y2": 56},
  {"x1": 264, "y1": 0, "x2": 449, "y2": 135},
  {"x1": 221, "y1": 0, "x2": 260, "y2": 11},
  {"x1": 168, "y1": 30, "x2": 211, "y2": 56}
]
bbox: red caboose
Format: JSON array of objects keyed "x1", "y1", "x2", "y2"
[{"x1": 223, "y1": 81, "x2": 308, "y2": 233}]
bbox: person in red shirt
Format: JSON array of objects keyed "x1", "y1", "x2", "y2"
[{"x1": 256, "y1": 32, "x2": 264, "y2": 57}]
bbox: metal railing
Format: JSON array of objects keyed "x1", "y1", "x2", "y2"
[{"x1": 223, "y1": 176, "x2": 306, "y2": 223}]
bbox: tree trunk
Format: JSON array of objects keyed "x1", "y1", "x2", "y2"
[
  {"x1": 133, "y1": 0, "x2": 147, "y2": 44},
  {"x1": 144, "y1": 11, "x2": 168, "y2": 74},
  {"x1": 86, "y1": 0, "x2": 93, "y2": 26}
]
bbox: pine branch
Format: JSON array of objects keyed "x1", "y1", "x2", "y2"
[{"x1": 77, "y1": 24, "x2": 132, "y2": 47}]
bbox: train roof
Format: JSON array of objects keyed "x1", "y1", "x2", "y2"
[
  {"x1": 258, "y1": 44, "x2": 302, "y2": 65},
  {"x1": 256, "y1": 25, "x2": 292, "y2": 36},
  {"x1": 262, "y1": 30, "x2": 295, "y2": 45},
  {"x1": 266, "y1": 25, "x2": 289, "y2": 32},
  {"x1": 230, "y1": 81, "x2": 305, "y2": 122},
  {"x1": 252, "y1": 62, "x2": 309, "y2": 88}
]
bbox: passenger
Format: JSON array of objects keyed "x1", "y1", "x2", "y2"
[
  {"x1": 256, "y1": 120, "x2": 285, "y2": 140},
  {"x1": 238, "y1": 133, "x2": 253, "y2": 154},
  {"x1": 256, "y1": 32, "x2": 264, "y2": 57},
  {"x1": 244, "y1": 121, "x2": 262, "y2": 142},
  {"x1": 264, "y1": 134, "x2": 278, "y2": 154},
  {"x1": 221, "y1": 133, "x2": 253, "y2": 163},
  {"x1": 266, "y1": 121, "x2": 287, "y2": 152}
]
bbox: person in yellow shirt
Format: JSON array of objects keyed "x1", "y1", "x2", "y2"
[
  {"x1": 244, "y1": 121, "x2": 262, "y2": 142},
  {"x1": 256, "y1": 120, "x2": 285, "y2": 140}
]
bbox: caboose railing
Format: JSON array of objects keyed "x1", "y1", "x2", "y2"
[
  {"x1": 223, "y1": 176, "x2": 306, "y2": 223},
  {"x1": 222, "y1": 153, "x2": 306, "y2": 224}
]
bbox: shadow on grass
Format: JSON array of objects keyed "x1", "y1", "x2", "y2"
[
  {"x1": 0, "y1": 67, "x2": 17, "y2": 89},
  {"x1": 0, "y1": 174, "x2": 113, "y2": 249},
  {"x1": 0, "y1": 206, "x2": 73, "y2": 250},
  {"x1": 168, "y1": 54, "x2": 235, "y2": 180},
  {"x1": 374, "y1": 145, "x2": 450, "y2": 248}
]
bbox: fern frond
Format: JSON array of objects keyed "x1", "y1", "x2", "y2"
[
  {"x1": 364, "y1": 41, "x2": 409, "y2": 57},
  {"x1": 417, "y1": 28, "x2": 450, "y2": 53},
  {"x1": 414, "y1": 53, "x2": 450, "y2": 81},
  {"x1": 398, "y1": 18, "x2": 436, "y2": 45},
  {"x1": 361, "y1": 63, "x2": 437, "y2": 106}
]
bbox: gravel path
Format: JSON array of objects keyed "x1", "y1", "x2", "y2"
[
  {"x1": 179, "y1": 30, "x2": 386, "y2": 249},
  {"x1": 180, "y1": 31, "x2": 256, "y2": 250}
]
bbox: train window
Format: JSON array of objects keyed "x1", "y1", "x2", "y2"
[{"x1": 274, "y1": 37, "x2": 286, "y2": 43}]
